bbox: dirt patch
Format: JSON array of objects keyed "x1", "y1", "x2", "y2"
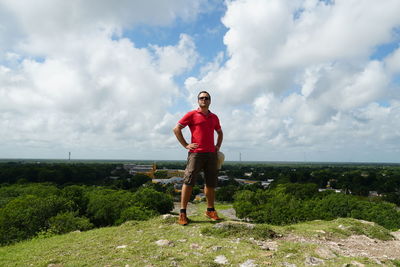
[{"x1": 282, "y1": 231, "x2": 400, "y2": 260}]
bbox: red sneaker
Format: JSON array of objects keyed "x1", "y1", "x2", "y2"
[
  {"x1": 205, "y1": 210, "x2": 221, "y2": 221},
  {"x1": 178, "y1": 213, "x2": 189, "y2": 225}
]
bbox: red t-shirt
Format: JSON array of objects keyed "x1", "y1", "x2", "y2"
[{"x1": 178, "y1": 109, "x2": 221, "y2": 153}]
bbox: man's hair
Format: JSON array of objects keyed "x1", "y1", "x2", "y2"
[{"x1": 197, "y1": 91, "x2": 211, "y2": 99}]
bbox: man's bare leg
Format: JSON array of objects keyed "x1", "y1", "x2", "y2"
[
  {"x1": 204, "y1": 185, "x2": 215, "y2": 208},
  {"x1": 180, "y1": 184, "x2": 193, "y2": 210},
  {"x1": 204, "y1": 185, "x2": 221, "y2": 220}
]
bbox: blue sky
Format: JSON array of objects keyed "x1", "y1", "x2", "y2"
[{"x1": 1, "y1": 0, "x2": 400, "y2": 162}]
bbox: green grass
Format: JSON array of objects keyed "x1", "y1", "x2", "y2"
[
  {"x1": 0, "y1": 203, "x2": 398, "y2": 266},
  {"x1": 276, "y1": 217, "x2": 394, "y2": 241}
]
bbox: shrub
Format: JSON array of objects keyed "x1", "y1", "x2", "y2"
[
  {"x1": 117, "y1": 206, "x2": 158, "y2": 224},
  {"x1": 48, "y1": 211, "x2": 94, "y2": 234},
  {"x1": 233, "y1": 183, "x2": 400, "y2": 230},
  {"x1": 0, "y1": 183, "x2": 60, "y2": 208},
  {"x1": 86, "y1": 189, "x2": 134, "y2": 226},
  {"x1": 61, "y1": 185, "x2": 90, "y2": 215},
  {"x1": 132, "y1": 188, "x2": 173, "y2": 214},
  {"x1": 217, "y1": 185, "x2": 239, "y2": 202},
  {"x1": 0, "y1": 194, "x2": 73, "y2": 245}
]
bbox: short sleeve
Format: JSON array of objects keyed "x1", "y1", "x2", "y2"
[
  {"x1": 214, "y1": 115, "x2": 221, "y2": 131},
  {"x1": 178, "y1": 111, "x2": 193, "y2": 128}
]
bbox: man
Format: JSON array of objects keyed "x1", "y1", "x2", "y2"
[{"x1": 173, "y1": 91, "x2": 223, "y2": 225}]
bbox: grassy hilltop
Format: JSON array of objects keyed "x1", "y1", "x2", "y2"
[{"x1": 1, "y1": 202, "x2": 400, "y2": 267}]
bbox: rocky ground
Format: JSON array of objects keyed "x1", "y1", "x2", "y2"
[
  {"x1": 282, "y1": 229, "x2": 400, "y2": 263},
  {"x1": 174, "y1": 202, "x2": 400, "y2": 265}
]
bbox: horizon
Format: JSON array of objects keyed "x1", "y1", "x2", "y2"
[{"x1": 1, "y1": 157, "x2": 400, "y2": 166}]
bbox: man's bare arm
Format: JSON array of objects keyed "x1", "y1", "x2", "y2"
[
  {"x1": 173, "y1": 124, "x2": 198, "y2": 150},
  {"x1": 215, "y1": 129, "x2": 223, "y2": 151}
]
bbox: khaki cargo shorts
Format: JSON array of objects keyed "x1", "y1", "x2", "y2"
[{"x1": 183, "y1": 152, "x2": 218, "y2": 187}]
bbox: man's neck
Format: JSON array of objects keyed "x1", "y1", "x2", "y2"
[{"x1": 198, "y1": 107, "x2": 209, "y2": 114}]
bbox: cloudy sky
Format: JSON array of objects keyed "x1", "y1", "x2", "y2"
[{"x1": 1, "y1": 0, "x2": 400, "y2": 163}]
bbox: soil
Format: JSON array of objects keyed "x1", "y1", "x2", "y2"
[
  {"x1": 282, "y1": 230, "x2": 400, "y2": 261},
  {"x1": 172, "y1": 202, "x2": 400, "y2": 261}
]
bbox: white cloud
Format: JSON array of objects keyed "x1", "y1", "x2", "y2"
[
  {"x1": 0, "y1": 0, "x2": 205, "y2": 159},
  {"x1": 151, "y1": 34, "x2": 198, "y2": 76},
  {"x1": 0, "y1": 0, "x2": 205, "y2": 54},
  {"x1": 185, "y1": 0, "x2": 400, "y2": 162},
  {"x1": 385, "y1": 47, "x2": 400, "y2": 74}
]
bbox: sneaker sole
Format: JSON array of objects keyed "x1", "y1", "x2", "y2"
[{"x1": 205, "y1": 214, "x2": 221, "y2": 221}]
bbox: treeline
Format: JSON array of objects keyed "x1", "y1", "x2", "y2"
[
  {"x1": 0, "y1": 162, "x2": 158, "y2": 192},
  {"x1": 222, "y1": 164, "x2": 400, "y2": 205},
  {"x1": 233, "y1": 183, "x2": 400, "y2": 230},
  {"x1": 0, "y1": 162, "x2": 116, "y2": 185},
  {"x1": 0, "y1": 183, "x2": 174, "y2": 245}
]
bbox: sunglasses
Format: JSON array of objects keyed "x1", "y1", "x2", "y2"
[{"x1": 198, "y1": 97, "x2": 210, "y2": 100}]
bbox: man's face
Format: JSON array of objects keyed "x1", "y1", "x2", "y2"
[{"x1": 198, "y1": 93, "x2": 211, "y2": 108}]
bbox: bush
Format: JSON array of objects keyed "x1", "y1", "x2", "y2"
[
  {"x1": 132, "y1": 188, "x2": 173, "y2": 214},
  {"x1": 217, "y1": 185, "x2": 239, "y2": 202},
  {"x1": 48, "y1": 211, "x2": 94, "y2": 234},
  {"x1": 0, "y1": 183, "x2": 60, "y2": 208},
  {"x1": 233, "y1": 183, "x2": 400, "y2": 230},
  {"x1": 86, "y1": 189, "x2": 134, "y2": 226},
  {"x1": 61, "y1": 185, "x2": 90, "y2": 215},
  {"x1": 117, "y1": 206, "x2": 158, "y2": 224},
  {"x1": 0, "y1": 194, "x2": 73, "y2": 245}
]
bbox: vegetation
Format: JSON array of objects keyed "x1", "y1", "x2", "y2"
[
  {"x1": 0, "y1": 183, "x2": 173, "y2": 245},
  {"x1": 0, "y1": 202, "x2": 398, "y2": 267},
  {"x1": 1, "y1": 160, "x2": 400, "y2": 250},
  {"x1": 233, "y1": 183, "x2": 400, "y2": 230}
]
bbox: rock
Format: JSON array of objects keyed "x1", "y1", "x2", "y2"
[
  {"x1": 315, "y1": 247, "x2": 336, "y2": 259},
  {"x1": 214, "y1": 255, "x2": 229, "y2": 265},
  {"x1": 315, "y1": 230, "x2": 326, "y2": 234},
  {"x1": 218, "y1": 208, "x2": 239, "y2": 220},
  {"x1": 177, "y1": 239, "x2": 187, "y2": 243},
  {"x1": 212, "y1": 246, "x2": 222, "y2": 251},
  {"x1": 350, "y1": 261, "x2": 365, "y2": 267},
  {"x1": 240, "y1": 259, "x2": 257, "y2": 267},
  {"x1": 358, "y1": 220, "x2": 374, "y2": 225},
  {"x1": 305, "y1": 256, "x2": 324, "y2": 266},
  {"x1": 190, "y1": 243, "x2": 202, "y2": 249},
  {"x1": 260, "y1": 241, "x2": 278, "y2": 251},
  {"x1": 155, "y1": 239, "x2": 174, "y2": 247},
  {"x1": 213, "y1": 221, "x2": 256, "y2": 229},
  {"x1": 391, "y1": 230, "x2": 400, "y2": 240},
  {"x1": 162, "y1": 214, "x2": 175, "y2": 219},
  {"x1": 116, "y1": 245, "x2": 127, "y2": 249},
  {"x1": 338, "y1": 225, "x2": 346, "y2": 229},
  {"x1": 282, "y1": 262, "x2": 297, "y2": 267}
]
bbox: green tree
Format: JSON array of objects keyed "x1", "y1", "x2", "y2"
[
  {"x1": 132, "y1": 188, "x2": 173, "y2": 214},
  {"x1": 86, "y1": 189, "x2": 134, "y2": 226},
  {"x1": 117, "y1": 206, "x2": 158, "y2": 224},
  {"x1": 0, "y1": 194, "x2": 72, "y2": 245},
  {"x1": 48, "y1": 211, "x2": 94, "y2": 234}
]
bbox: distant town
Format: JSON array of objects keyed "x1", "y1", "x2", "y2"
[
  {"x1": 119, "y1": 163, "x2": 273, "y2": 192},
  {"x1": 118, "y1": 163, "x2": 384, "y2": 199}
]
